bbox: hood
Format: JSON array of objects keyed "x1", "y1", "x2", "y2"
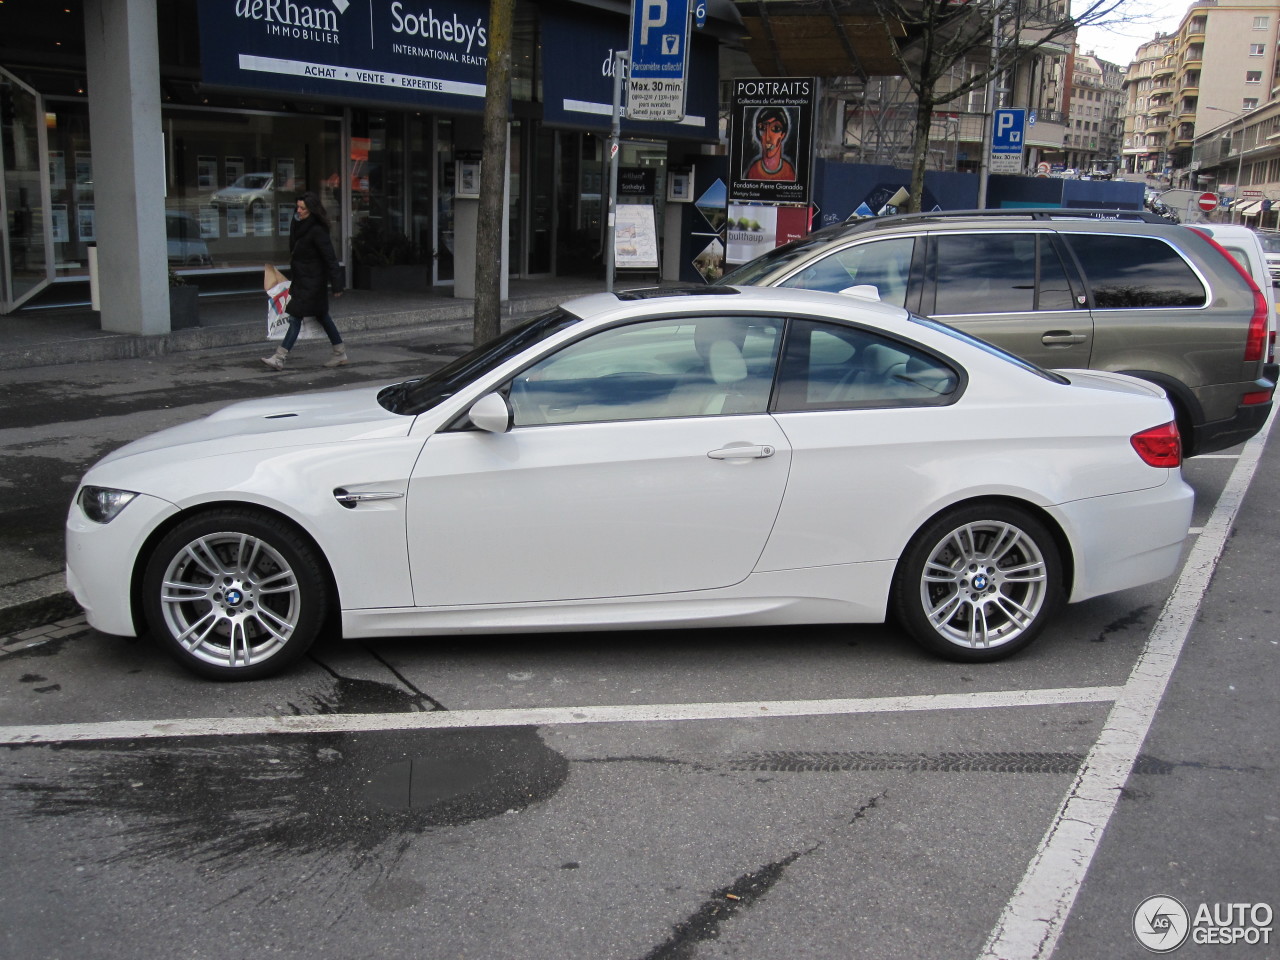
[{"x1": 95, "y1": 385, "x2": 412, "y2": 469}]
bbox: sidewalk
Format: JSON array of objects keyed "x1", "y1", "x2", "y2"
[
  {"x1": 0, "y1": 276, "x2": 609, "y2": 371},
  {"x1": 0, "y1": 276, "x2": 612, "y2": 638}
]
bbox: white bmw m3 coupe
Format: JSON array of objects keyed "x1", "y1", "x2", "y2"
[{"x1": 67, "y1": 286, "x2": 1193, "y2": 678}]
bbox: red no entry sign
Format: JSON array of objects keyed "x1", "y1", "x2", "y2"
[{"x1": 1198, "y1": 192, "x2": 1218, "y2": 212}]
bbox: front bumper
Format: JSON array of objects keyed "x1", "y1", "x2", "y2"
[{"x1": 65, "y1": 491, "x2": 178, "y2": 637}]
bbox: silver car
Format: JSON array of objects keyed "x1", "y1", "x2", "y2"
[
  {"x1": 209, "y1": 172, "x2": 274, "y2": 212},
  {"x1": 721, "y1": 209, "x2": 1276, "y2": 456}
]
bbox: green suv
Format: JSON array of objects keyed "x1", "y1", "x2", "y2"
[{"x1": 721, "y1": 209, "x2": 1276, "y2": 456}]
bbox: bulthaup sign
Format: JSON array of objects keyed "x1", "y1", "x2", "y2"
[{"x1": 197, "y1": 0, "x2": 491, "y2": 113}]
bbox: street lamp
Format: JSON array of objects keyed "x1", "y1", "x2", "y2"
[{"x1": 1204, "y1": 106, "x2": 1247, "y2": 223}]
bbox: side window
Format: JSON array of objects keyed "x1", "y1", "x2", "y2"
[
  {"x1": 933, "y1": 233, "x2": 1037, "y2": 315},
  {"x1": 1062, "y1": 234, "x2": 1207, "y2": 308},
  {"x1": 774, "y1": 319, "x2": 959, "y2": 411},
  {"x1": 780, "y1": 237, "x2": 915, "y2": 307},
  {"x1": 505, "y1": 316, "x2": 781, "y2": 426},
  {"x1": 1038, "y1": 238, "x2": 1078, "y2": 310}
]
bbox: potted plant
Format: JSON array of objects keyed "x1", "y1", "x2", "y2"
[{"x1": 168, "y1": 269, "x2": 199, "y2": 329}]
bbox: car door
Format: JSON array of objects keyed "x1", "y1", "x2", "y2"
[
  {"x1": 756, "y1": 317, "x2": 964, "y2": 572},
  {"x1": 405, "y1": 314, "x2": 792, "y2": 606},
  {"x1": 923, "y1": 230, "x2": 1094, "y2": 370}
]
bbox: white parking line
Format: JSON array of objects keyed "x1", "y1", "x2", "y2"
[
  {"x1": 0, "y1": 685, "x2": 1123, "y2": 745},
  {"x1": 979, "y1": 414, "x2": 1274, "y2": 960}
]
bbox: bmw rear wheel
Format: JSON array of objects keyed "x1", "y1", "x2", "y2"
[
  {"x1": 142, "y1": 510, "x2": 330, "y2": 679},
  {"x1": 892, "y1": 504, "x2": 1063, "y2": 662}
]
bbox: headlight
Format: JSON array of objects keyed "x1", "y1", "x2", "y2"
[{"x1": 78, "y1": 486, "x2": 138, "y2": 524}]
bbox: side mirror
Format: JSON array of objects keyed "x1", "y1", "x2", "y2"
[{"x1": 468, "y1": 392, "x2": 512, "y2": 434}]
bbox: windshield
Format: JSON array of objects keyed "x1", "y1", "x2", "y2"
[
  {"x1": 378, "y1": 307, "x2": 581, "y2": 415},
  {"x1": 1257, "y1": 232, "x2": 1280, "y2": 254}
]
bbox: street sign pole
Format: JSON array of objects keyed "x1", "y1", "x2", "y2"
[{"x1": 606, "y1": 50, "x2": 627, "y2": 293}]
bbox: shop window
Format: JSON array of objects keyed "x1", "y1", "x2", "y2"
[
  {"x1": 163, "y1": 107, "x2": 342, "y2": 275},
  {"x1": 43, "y1": 98, "x2": 95, "y2": 279}
]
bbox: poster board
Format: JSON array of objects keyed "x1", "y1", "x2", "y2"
[{"x1": 614, "y1": 204, "x2": 659, "y2": 269}]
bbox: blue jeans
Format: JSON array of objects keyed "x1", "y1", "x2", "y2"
[{"x1": 282, "y1": 311, "x2": 343, "y2": 351}]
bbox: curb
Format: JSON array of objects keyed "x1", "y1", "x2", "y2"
[{"x1": 0, "y1": 574, "x2": 79, "y2": 638}]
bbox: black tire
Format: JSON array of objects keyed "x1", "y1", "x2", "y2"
[
  {"x1": 141, "y1": 509, "x2": 330, "y2": 680},
  {"x1": 891, "y1": 503, "x2": 1063, "y2": 662}
]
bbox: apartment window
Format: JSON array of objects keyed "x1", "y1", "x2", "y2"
[
  {"x1": 1253, "y1": 16, "x2": 1269, "y2": 29},
  {"x1": 1250, "y1": 44, "x2": 1266, "y2": 56},
  {"x1": 1246, "y1": 71, "x2": 1263, "y2": 83},
  {"x1": 1244, "y1": 98, "x2": 1260, "y2": 110}
]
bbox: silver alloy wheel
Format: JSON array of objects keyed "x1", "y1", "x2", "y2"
[
  {"x1": 158, "y1": 531, "x2": 301, "y2": 669},
  {"x1": 918, "y1": 519, "x2": 1049, "y2": 649}
]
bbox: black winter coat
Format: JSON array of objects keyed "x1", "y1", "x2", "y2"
[{"x1": 287, "y1": 216, "x2": 344, "y2": 318}]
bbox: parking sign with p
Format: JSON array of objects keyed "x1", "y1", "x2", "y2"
[{"x1": 628, "y1": 0, "x2": 690, "y2": 121}]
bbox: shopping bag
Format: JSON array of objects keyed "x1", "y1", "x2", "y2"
[{"x1": 264, "y1": 263, "x2": 323, "y2": 341}]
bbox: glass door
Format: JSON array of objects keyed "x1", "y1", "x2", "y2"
[
  {"x1": 527, "y1": 125, "x2": 555, "y2": 275},
  {"x1": 1, "y1": 68, "x2": 51, "y2": 312},
  {"x1": 435, "y1": 118, "x2": 454, "y2": 284}
]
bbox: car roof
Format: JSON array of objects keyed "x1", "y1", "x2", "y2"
[{"x1": 562, "y1": 284, "x2": 910, "y2": 322}]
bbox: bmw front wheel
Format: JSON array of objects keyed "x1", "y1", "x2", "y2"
[
  {"x1": 892, "y1": 504, "x2": 1063, "y2": 662},
  {"x1": 142, "y1": 510, "x2": 330, "y2": 679}
]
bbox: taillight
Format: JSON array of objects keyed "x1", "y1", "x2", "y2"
[
  {"x1": 1194, "y1": 230, "x2": 1268, "y2": 362},
  {"x1": 1131, "y1": 422, "x2": 1182, "y2": 468},
  {"x1": 1245, "y1": 292, "x2": 1268, "y2": 363}
]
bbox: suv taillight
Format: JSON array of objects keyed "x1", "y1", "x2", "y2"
[
  {"x1": 1131, "y1": 422, "x2": 1182, "y2": 468},
  {"x1": 1245, "y1": 291, "x2": 1269, "y2": 363},
  {"x1": 1194, "y1": 230, "x2": 1269, "y2": 362}
]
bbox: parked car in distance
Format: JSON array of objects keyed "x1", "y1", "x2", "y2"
[
  {"x1": 209, "y1": 172, "x2": 274, "y2": 211},
  {"x1": 1184, "y1": 222, "x2": 1273, "y2": 294},
  {"x1": 1184, "y1": 222, "x2": 1277, "y2": 363},
  {"x1": 67, "y1": 286, "x2": 1193, "y2": 679},
  {"x1": 719, "y1": 208, "x2": 1276, "y2": 456},
  {"x1": 1255, "y1": 230, "x2": 1280, "y2": 284}
]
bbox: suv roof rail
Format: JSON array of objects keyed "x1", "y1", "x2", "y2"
[{"x1": 844, "y1": 207, "x2": 1169, "y2": 226}]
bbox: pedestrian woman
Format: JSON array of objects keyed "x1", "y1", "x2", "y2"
[{"x1": 262, "y1": 190, "x2": 348, "y2": 369}]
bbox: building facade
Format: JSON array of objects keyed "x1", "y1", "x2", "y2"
[
  {"x1": 1122, "y1": 0, "x2": 1280, "y2": 180},
  {"x1": 0, "y1": 0, "x2": 737, "y2": 326},
  {"x1": 1063, "y1": 47, "x2": 1124, "y2": 174}
]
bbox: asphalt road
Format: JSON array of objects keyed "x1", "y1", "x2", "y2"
[{"x1": 0, "y1": 328, "x2": 1275, "y2": 960}]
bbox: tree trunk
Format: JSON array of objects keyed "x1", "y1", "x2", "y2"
[
  {"x1": 473, "y1": 0, "x2": 513, "y2": 346},
  {"x1": 907, "y1": 94, "x2": 936, "y2": 215}
]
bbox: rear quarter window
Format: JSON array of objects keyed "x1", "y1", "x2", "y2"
[{"x1": 1062, "y1": 234, "x2": 1206, "y2": 308}]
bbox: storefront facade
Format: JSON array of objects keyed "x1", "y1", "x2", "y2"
[{"x1": 0, "y1": 0, "x2": 726, "y2": 325}]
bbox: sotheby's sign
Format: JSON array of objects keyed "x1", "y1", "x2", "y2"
[{"x1": 197, "y1": 0, "x2": 491, "y2": 113}]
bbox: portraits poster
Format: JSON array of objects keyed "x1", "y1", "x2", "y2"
[{"x1": 728, "y1": 78, "x2": 815, "y2": 205}]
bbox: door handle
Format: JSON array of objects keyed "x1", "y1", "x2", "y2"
[
  {"x1": 708, "y1": 444, "x2": 775, "y2": 460},
  {"x1": 1041, "y1": 331, "x2": 1087, "y2": 345}
]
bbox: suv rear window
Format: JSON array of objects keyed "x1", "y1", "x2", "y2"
[{"x1": 1061, "y1": 234, "x2": 1206, "y2": 308}]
